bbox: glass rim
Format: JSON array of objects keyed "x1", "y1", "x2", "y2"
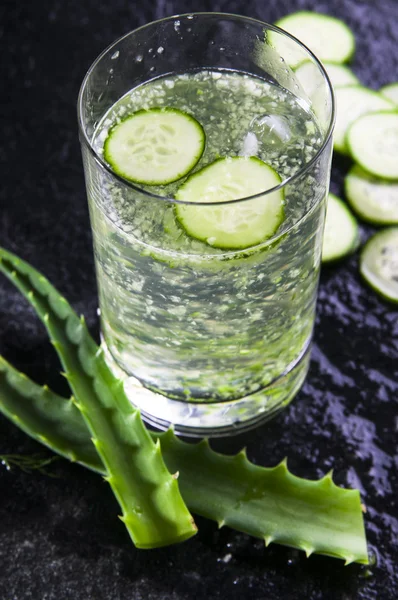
[{"x1": 77, "y1": 11, "x2": 335, "y2": 207}]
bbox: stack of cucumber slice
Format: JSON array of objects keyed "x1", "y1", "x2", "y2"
[{"x1": 276, "y1": 10, "x2": 398, "y2": 301}]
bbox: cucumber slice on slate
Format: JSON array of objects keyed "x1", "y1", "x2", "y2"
[
  {"x1": 380, "y1": 83, "x2": 398, "y2": 105},
  {"x1": 323, "y1": 62, "x2": 359, "y2": 87},
  {"x1": 272, "y1": 12, "x2": 355, "y2": 68},
  {"x1": 333, "y1": 86, "x2": 393, "y2": 153},
  {"x1": 322, "y1": 193, "x2": 360, "y2": 263},
  {"x1": 345, "y1": 165, "x2": 398, "y2": 225},
  {"x1": 295, "y1": 61, "x2": 359, "y2": 95},
  {"x1": 347, "y1": 111, "x2": 398, "y2": 180},
  {"x1": 360, "y1": 228, "x2": 398, "y2": 302}
]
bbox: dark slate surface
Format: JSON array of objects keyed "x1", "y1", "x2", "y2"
[{"x1": 0, "y1": 0, "x2": 397, "y2": 598}]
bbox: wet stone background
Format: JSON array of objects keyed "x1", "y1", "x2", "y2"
[{"x1": 0, "y1": 0, "x2": 397, "y2": 598}]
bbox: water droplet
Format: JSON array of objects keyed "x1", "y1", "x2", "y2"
[
  {"x1": 368, "y1": 545, "x2": 379, "y2": 567},
  {"x1": 135, "y1": 54, "x2": 143, "y2": 63},
  {"x1": 174, "y1": 20, "x2": 180, "y2": 32},
  {"x1": 111, "y1": 50, "x2": 120, "y2": 60},
  {"x1": 157, "y1": 46, "x2": 164, "y2": 54},
  {"x1": 186, "y1": 14, "x2": 194, "y2": 19},
  {"x1": 217, "y1": 553, "x2": 232, "y2": 563}
]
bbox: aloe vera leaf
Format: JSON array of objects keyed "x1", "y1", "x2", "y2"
[
  {"x1": 0, "y1": 247, "x2": 197, "y2": 549},
  {"x1": 158, "y1": 431, "x2": 368, "y2": 565},
  {"x1": 0, "y1": 358, "x2": 368, "y2": 565},
  {"x1": 0, "y1": 355, "x2": 100, "y2": 472}
]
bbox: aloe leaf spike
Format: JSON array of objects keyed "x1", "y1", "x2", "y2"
[
  {"x1": 0, "y1": 355, "x2": 368, "y2": 565},
  {"x1": 0, "y1": 247, "x2": 197, "y2": 549}
]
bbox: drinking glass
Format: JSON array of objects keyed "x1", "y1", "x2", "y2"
[{"x1": 78, "y1": 13, "x2": 334, "y2": 436}]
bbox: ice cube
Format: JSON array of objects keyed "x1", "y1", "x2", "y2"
[
  {"x1": 249, "y1": 114, "x2": 292, "y2": 147},
  {"x1": 240, "y1": 132, "x2": 259, "y2": 156}
]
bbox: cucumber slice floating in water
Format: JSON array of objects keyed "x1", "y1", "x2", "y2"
[
  {"x1": 175, "y1": 157, "x2": 284, "y2": 250},
  {"x1": 104, "y1": 108, "x2": 205, "y2": 185},
  {"x1": 347, "y1": 111, "x2": 398, "y2": 180},
  {"x1": 360, "y1": 228, "x2": 398, "y2": 303},
  {"x1": 345, "y1": 165, "x2": 398, "y2": 225},
  {"x1": 380, "y1": 83, "x2": 398, "y2": 105},
  {"x1": 334, "y1": 86, "x2": 393, "y2": 153},
  {"x1": 272, "y1": 12, "x2": 355, "y2": 68},
  {"x1": 322, "y1": 193, "x2": 359, "y2": 263}
]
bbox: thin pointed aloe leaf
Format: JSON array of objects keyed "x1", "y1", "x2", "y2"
[
  {"x1": 0, "y1": 357, "x2": 368, "y2": 565},
  {"x1": 0, "y1": 247, "x2": 197, "y2": 549},
  {"x1": 0, "y1": 356, "x2": 100, "y2": 471}
]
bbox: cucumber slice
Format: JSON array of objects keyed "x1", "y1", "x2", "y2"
[
  {"x1": 103, "y1": 108, "x2": 205, "y2": 185},
  {"x1": 322, "y1": 193, "x2": 359, "y2": 263},
  {"x1": 345, "y1": 165, "x2": 398, "y2": 225},
  {"x1": 334, "y1": 86, "x2": 393, "y2": 153},
  {"x1": 380, "y1": 83, "x2": 398, "y2": 105},
  {"x1": 175, "y1": 157, "x2": 284, "y2": 250},
  {"x1": 294, "y1": 61, "x2": 359, "y2": 99},
  {"x1": 347, "y1": 111, "x2": 398, "y2": 180},
  {"x1": 360, "y1": 228, "x2": 398, "y2": 303},
  {"x1": 272, "y1": 12, "x2": 355, "y2": 68},
  {"x1": 323, "y1": 62, "x2": 359, "y2": 88}
]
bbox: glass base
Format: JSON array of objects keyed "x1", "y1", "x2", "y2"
[{"x1": 103, "y1": 341, "x2": 311, "y2": 438}]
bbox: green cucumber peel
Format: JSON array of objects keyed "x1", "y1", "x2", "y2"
[
  {"x1": 0, "y1": 330, "x2": 368, "y2": 564},
  {"x1": 0, "y1": 247, "x2": 197, "y2": 549}
]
